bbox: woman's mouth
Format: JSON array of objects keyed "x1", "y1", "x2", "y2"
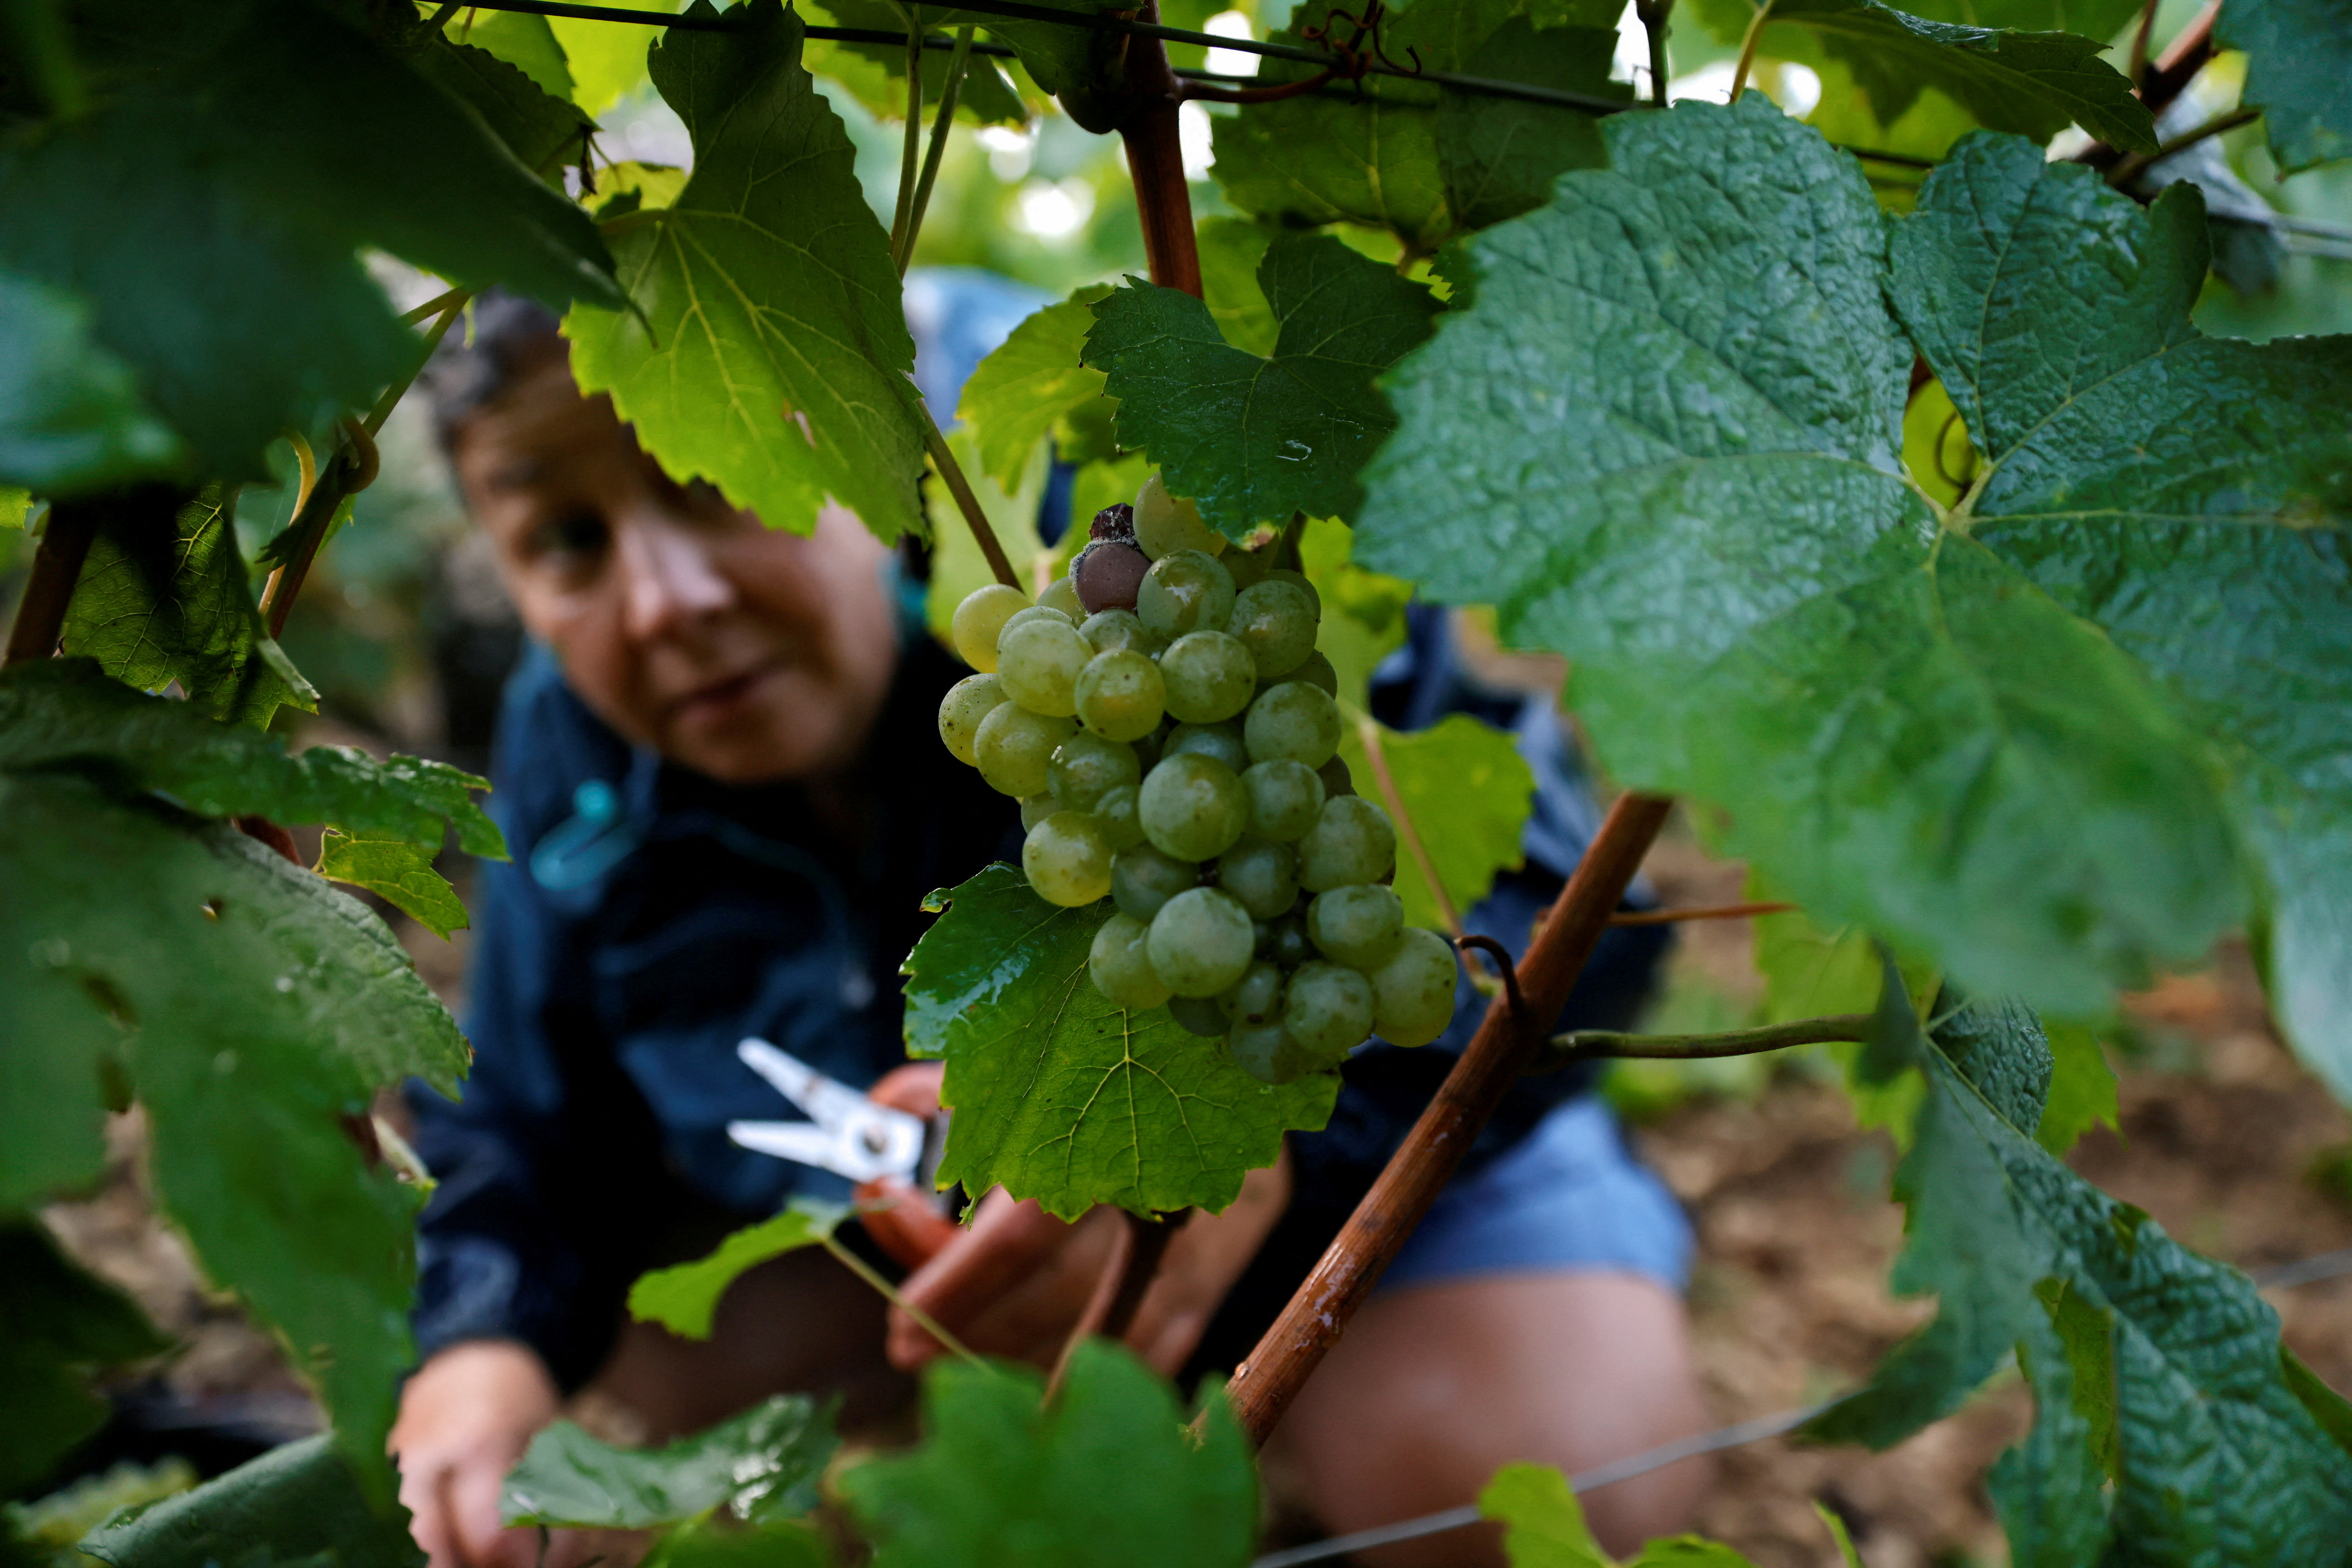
[{"x1": 668, "y1": 660, "x2": 784, "y2": 728}]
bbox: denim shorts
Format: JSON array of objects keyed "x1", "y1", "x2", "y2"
[{"x1": 1377, "y1": 1097, "x2": 1692, "y2": 1294}]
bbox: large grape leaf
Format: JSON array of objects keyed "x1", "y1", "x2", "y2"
[
  {"x1": 1743, "y1": 0, "x2": 2155, "y2": 150},
  {"x1": 838, "y1": 1343, "x2": 1255, "y2": 1568},
  {"x1": 0, "y1": 0, "x2": 621, "y2": 478},
  {"x1": 547, "y1": 10, "x2": 658, "y2": 116},
  {"x1": 80, "y1": 1435, "x2": 421, "y2": 1568},
  {"x1": 0, "y1": 270, "x2": 181, "y2": 496},
  {"x1": 402, "y1": 27, "x2": 595, "y2": 186},
  {"x1": 1436, "y1": 21, "x2": 1625, "y2": 232},
  {"x1": 0, "y1": 658, "x2": 504, "y2": 859},
  {"x1": 1479, "y1": 1463, "x2": 1758, "y2": 1566},
  {"x1": 1336, "y1": 713, "x2": 1533, "y2": 936},
  {"x1": 1, "y1": 1219, "x2": 171, "y2": 1499},
  {"x1": 956, "y1": 288, "x2": 1110, "y2": 491},
  {"x1": 1358, "y1": 97, "x2": 2242, "y2": 1015},
  {"x1": 0, "y1": 773, "x2": 467, "y2": 1499},
  {"x1": 1084, "y1": 234, "x2": 1440, "y2": 540},
  {"x1": 2217, "y1": 0, "x2": 2352, "y2": 175},
  {"x1": 502, "y1": 1396, "x2": 836, "y2": 1528},
  {"x1": 57, "y1": 485, "x2": 314, "y2": 728},
  {"x1": 902, "y1": 867, "x2": 1337, "y2": 1220},
  {"x1": 565, "y1": 0, "x2": 925, "y2": 541},
  {"x1": 1806, "y1": 977, "x2": 2352, "y2": 1562},
  {"x1": 1887, "y1": 133, "x2": 2352, "y2": 1100}
]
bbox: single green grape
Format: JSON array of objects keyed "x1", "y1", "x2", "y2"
[
  {"x1": 1134, "y1": 472, "x2": 1225, "y2": 559},
  {"x1": 1019, "y1": 793, "x2": 1057, "y2": 831},
  {"x1": 1170, "y1": 995, "x2": 1230, "y2": 1036},
  {"x1": 1307, "y1": 883, "x2": 1405, "y2": 968},
  {"x1": 1081, "y1": 608, "x2": 1157, "y2": 656},
  {"x1": 1218, "y1": 959, "x2": 1285, "y2": 1027},
  {"x1": 1267, "y1": 567, "x2": 1321, "y2": 618},
  {"x1": 937, "y1": 674, "x2": 1008, "y2": 766},
  {"x1": 1318, "y1": 754, "x2": 1356, "y2": 799},
  {"x1": 999, "y1": 604, "x2": 1075, "y2": 640},
  {"x1": 1160, "y1": 631, "x2": 1257, "y2": 724},
  {"x1": 1164, "y1": 720, "x2": 1249, "y2": 775},
  {"x1": 1282, "y1": 960, "x2": 1376, "y2": 1059},
  {"x1": 973, "y1": 703, "x2": 1075, "y2": 798},
  {"x1": 1093, "y1": 784, "x2": 1147, "y2": 851},
  {"x1": 1137, "y1": 752, "x2": 1248, "y2": 862},
  {"x1": 1090, "y1": 912, "x2": 1172, "y2": 1010},
  {"x1": 1074, "y1": 649, "x2": 1166, "y2": 743},
  {"x1": 1039, "y1": 574, "x2": 1085, "y2": 620},
  {"x1": 1222, "y1": 541, "x2": 1275, "y2": 593},
  {"x1": 1256, "y1": 912, "x2": 1315, "y2": 968},
  {"x1": 1146, "y1": 886, "x2": 1255, "y2": 997},
  {"x1": 1111, "y1": 841, "x2": 1198, "y2": 923},
  {"x1": 1048, "y1": 730, "x2": 1141, "y2": 814},
  {"x1": 950, "y1": 583, "x2": 1028, "y2": 672},
  {"x1": 997, "y1": 616, "x2": 1092, "y2": 718},
  {"x1": 1297, "y1": 795, "x2": 1397, "y2": 891},
  {"x1": 1366, "y1": 926, "x2": 1459, "y2": 1047},
  {"x1": 1023, "y1": 812, "x2": 1112, "y2": 906},
  {"x1": 1137, "y1": 550, "x2": 1237, "y2": 641},
  {"x1": 1289, "y1": 650, "x2": 1339, "y2": 697},
  {"x1": 1217, "y1": 836, "x2": 1299, "y2": 920},
  {"x1": 1244, "y1": 680, "x2": 1341, "y2": 768},
  {"x1": 1227, "y1": 579, "x2": 1318, "y2": 680},
  {"x1": 1242, "y1": 759, "x2": 1325, "y2": 842},
  {"x1": 1227, "y1": 1020, "x2": 1319, "y2": 1085}
]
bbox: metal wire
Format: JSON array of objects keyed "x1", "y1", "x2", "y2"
[{"x1": 1248, "y1": 1246, "x2": 2352, "y2": 1568}]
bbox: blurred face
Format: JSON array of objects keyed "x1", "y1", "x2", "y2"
[{"x1": 452, "y1": 351, "x2": 898, "y2": 785}]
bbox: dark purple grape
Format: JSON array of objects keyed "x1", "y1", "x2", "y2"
[
  {"x1": 1073, "y1": 538, "x2": 1152, "y2": 614},
  {"x1": 1091, "y1": 503, "x2": 1138, "y2": 544}
]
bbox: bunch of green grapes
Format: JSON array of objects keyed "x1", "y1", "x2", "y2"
[{"x1": 937, "y1": 475, "x2": 1458, "y2": 1084}]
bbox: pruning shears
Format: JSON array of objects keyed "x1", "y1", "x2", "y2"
[{"x1": 727, "y1": 1038, "x2": 960, "y2": 1270}]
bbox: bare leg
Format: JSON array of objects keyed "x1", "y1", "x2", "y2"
[{"x1": 1261, "y1": 1272, "x2": 1711, "y2": 1566}]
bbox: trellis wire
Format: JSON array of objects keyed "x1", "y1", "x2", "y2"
[{"x1": 1246, "y1": 1245, "x2": 2352, "y2": 1567}]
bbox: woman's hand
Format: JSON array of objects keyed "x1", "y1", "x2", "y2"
[
  {"x1": 390, "y1": 1340, "x2": 561, "y2": 1568},
  {"x1": 884, "y1": 1151, "x2": 1294, "y2": 1376}
]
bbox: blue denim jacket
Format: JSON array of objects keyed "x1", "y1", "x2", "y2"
[{"x1": 407, "y1": 608, "x2": 1665, "y2": 1388}]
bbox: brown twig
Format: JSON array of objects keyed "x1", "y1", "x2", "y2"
[
  {"x1": 1607, "y1": 900, "x2": 1794, "y2": 926},
  {"x1": 2125, "y1": 0, "x2": 2160, "y2": 90},
  {"x1": 1638, "y1": 0, "x2": 1676, "y2": 108},
  {"x1": 1540, "y1": 1013, "x2": 1873, "y2": 1068},
  {"x1": 2108, "y1": 104, "x2": 2261, "y2": 187},
  {"x1": 1222, "y1": 791, "x2": 1674, "y2": 1446},
  {"x1": 1454, "y1": 934, "x2": 1522, "y2": 1019},
  {"x1": 2, "y1": 498, "x2": 99, "y2": 667},
  {"x1": 1177, "y1": 68, "x2": 1335, "y2": 104},
  {"x1": 2075, "y1": 0, "x2": 2219, "y2": 172},
  {"x1": 1110, "y1": 2, "x2": 1204, "y2": 299}
]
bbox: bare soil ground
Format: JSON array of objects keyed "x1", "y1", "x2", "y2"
[{"x1": 40, "y1": 827, "x2": 2352, "y2": 1568}]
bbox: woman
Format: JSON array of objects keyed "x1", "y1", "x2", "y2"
[{"x1": 390, "y1": 293, "x2": 1712, "y2": 1567}]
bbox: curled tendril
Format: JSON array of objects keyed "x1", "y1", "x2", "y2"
[{"x1": 1932, "y1": 406, "x2": 1977, "y2": 491}]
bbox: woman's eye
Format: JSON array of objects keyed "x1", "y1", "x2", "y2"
[{"x1": 532, "y1": 510, "x2": 611, "y2": 558}]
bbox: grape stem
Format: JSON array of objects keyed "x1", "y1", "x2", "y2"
[
  {"x1": 1727, "y1": 0, "x2": 1771, "y2": 105},
  {"x1": 898, "y1": 24, "x2": 976, "y2": 274},
  {"x1": 1044, "y1": 1208, "x2": 1188, "y2": 1404},
  {"x1": 1346, "y1": 707, "x2": 1481, "y2": 979},
  {"x1": 918, "y1": 402, "x2": 1022, "y2": 589},
  {"x1": 888, "y1": 4, "x2": 925, "y2": 264},
  {"x1": 1539, "y1": 1013, "x2": 1874, "y2": 1069},
  {"x1": 1454, "y1": 934, "x2": 1522, "y2": 1017},
  {"x1": 1220, "y1": 791, "x2": 1675, "y2": 1446},
  {"x1": 819, "y1": 1232, "x2": 992, "y2": 1371},
  {"x1": 1, "y1": 497, "x2": 100, "y2": 667},
  {"x1": 1116, "y1": 0, "x2": 1205, "y2": 299},
  {"x1": 1637, "y1": 0, "x2": 1676, "y2": 108}
]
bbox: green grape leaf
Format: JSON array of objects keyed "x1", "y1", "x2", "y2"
[
  {"x1": 839, "y1": 1343, "x2": 1255, "y2": 1568},
  {"x1": 626, "y1": 1200, "x2": 849, "y2": 1340},
  {"x1": 1478, "y1": 1463, "x2": 1610, "y2": 1567},
  {"x1": 316, "y1": 830, "x2": 467, "y2": 939},
  {"x1": 636, "y1": 1517, "x2": 834, "y2": 1568},
  {"x1": 1084, "y1": 234, "x2": 1440, "y2": 540},
  {"x1": 1337, "y1": 714, "x2": 1533, "y2": 937},
  {"x1": 1358, "y1": 99, "x2": 2244, "y2": 1016},
  {"x1": 446, "y1": 7, "x2": 574, "y2": 100},
  {"x1": 924, "y1": 423, "x2": 1048, "y2": 641},
  {"x1": 2, "y1": 486, "x2": 28, "y2": 527},
  {"x1": 1298, "y1": 517, "x2": 1410, "y2": 712},
  {"x1": 1437, "y1": 21, "x2": 1625, "y2": 231},
  {"x1": 0, "y1": 0, "x2": 621, "y2": 478},
  {"x1": 956, "y1": 288, "x2": 1110, "y2": 491},
  {"x1": 503, "y1": 1395, "x2": 838, "y2": 1529},
  {"x1": 0, "y1": 658, "x2": 504, "y2": 860},
  {"x1": 565, "y1": 0, "x2": 926, "y2": 541},
  {"x1": 902, "y1": 867, "x2": 1338, "y2": 1220},
  {"x1": 1, "y1": 1219, "x2": 171, "y2": 1499},
  {"x1": 79, "y1": 1435, "x2": 421, "y2": 1568},
  {"x1": 58, "y1": 486, "x2": 314, "y2": 728},
  {"x1": 1196, "y1": 218, "x2": 1279, "y2": 358},
  {"x1": 1753, "y1": 0, "x2": 2156, "y2": 150},
  {"x1": 1, "y1": 774, "x2": 466, "y2": 1498},
  {"x1": 0, "y1": 270, "x2": 181, "y2": 496},
  {"x1": 1212, "y1": 74, "x2": 1449, "y2": 254},
  {"x1": 1888, "y1": 133, "x2": 2352, "y2": 1099},
  {"x1": 2217, "y1": 0, "x2": 2352, "y2": 173},
  {"x1": 1806, "y1": 974, "x2": 2352, "y2": 1561},
  {"x1": 549, "y1": 10, "x2": 657, "y2": 117},
  {"x1": 405, "y1": 30, "x2": 595, "y2": 185},
  {"x1": 1815, "y1": 1502, "x2": 1864, "y2": 1567}
]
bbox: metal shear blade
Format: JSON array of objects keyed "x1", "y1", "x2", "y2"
[{"x1": 727, "y1": 1037, "x2": 924, "y2": 1184}]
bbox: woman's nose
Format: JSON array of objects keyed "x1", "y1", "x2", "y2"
[{"x1": 619, "y1": 515, "x2": 736, "y2": 641}]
